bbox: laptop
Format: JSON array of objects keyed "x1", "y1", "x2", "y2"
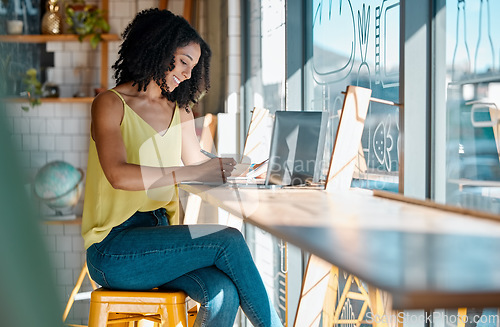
[{"x1": 228, "y1": 111, "x2": 327, "y2": 189}]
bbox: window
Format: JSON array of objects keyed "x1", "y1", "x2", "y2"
[
  {"x1": 443, "y1": 0, "x2": 500, "y2": 213},
  {"x1": 243, "y1": 0, "x2": 286, "y2": 117},
  {"x1": 242, "y1": 2, "x2": 287, "y2": 325},
  {"x1": 305, "y1": 0, "x2": 400, "y2": 191}
]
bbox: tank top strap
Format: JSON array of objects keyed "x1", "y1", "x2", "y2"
[{"x1": 109, "y1": 89, "x2": 126, "y2": 104}]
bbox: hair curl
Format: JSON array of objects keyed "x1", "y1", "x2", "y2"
[{"x1": 112, "y1": 8, "x2": 211, "y2": 111}]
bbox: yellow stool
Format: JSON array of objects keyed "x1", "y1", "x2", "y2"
[{"x1": 88, "y1": 288, "x2": 188, "y2": 327}]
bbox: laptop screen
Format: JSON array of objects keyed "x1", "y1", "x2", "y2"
[{"x1": 265, "y1": 111, "x2": 327, "y2": 186}]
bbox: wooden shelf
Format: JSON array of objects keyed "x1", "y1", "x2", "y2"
[
  {"x1": 0, "y1": 33, "x2": 120, "y2": 43},
  {"x1": 43, "y1": 216, "x2": 82, "y2": 225},
  {"x1": 1, "y1": 0, "x2": 115, "y2": 94},
  {"x1": 3, "y1": 97, "x2": 94, "y2": 104}
]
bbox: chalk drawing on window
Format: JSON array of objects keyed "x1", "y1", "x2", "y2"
[
  {"x1": 373, "y1": 114, "x2": 395, "y2": 171},
  {"x1": 375, "y1": 0, "x2": 400, "y2": 88},
  {"x1": 312, "y1": 0, "x2": 356, "y2": 84},
  {"x1": 473, "y1": 0, "x2": 495, "y2": 74},
  {"x1": 356, "y1": 3, "x2": 371, "y2": 88}
]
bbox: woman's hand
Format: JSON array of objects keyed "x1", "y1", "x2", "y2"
[{"x1": 195, "y1": 157, "x2": 237, "y2": 183}]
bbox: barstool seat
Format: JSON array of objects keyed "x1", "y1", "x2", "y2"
[{"x1": 88, "y1": 288, "x2": 188, "y2": 327}]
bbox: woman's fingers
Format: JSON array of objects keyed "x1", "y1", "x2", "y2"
[
  {"x1": 196, "y1": 157, "x2": 238, "y2": 183},
  {"x1": 220, "y1": 158, "x2": 237, "y2": 171},
  {"x1": 216, "y1": 158, "x2": 237, "y2": 182}
]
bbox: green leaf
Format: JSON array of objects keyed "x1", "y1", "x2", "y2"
[
  {"x1": 65, "y1": 2, "x2": 109, "y2": 47},
  {"x1": 90, "y1": 35, "x2": 99, "y2": 49}
]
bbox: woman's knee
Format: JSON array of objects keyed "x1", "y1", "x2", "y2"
[{"x1": 219, "y1": 226, "x2": 246, "y2": 247}]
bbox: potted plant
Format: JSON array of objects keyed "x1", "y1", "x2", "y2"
[
  {"x1": 20, "y1": 68, "x2": 42, "y2": 111},
  {"x1": 65, "y1": 0, "x2": 110, "y2": 49}
]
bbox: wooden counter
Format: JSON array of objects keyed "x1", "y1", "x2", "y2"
[{"x1": 180, "y1": 184, "x2": 500, "y2": 309}]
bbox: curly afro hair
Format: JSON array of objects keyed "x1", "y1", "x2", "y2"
[{"x1": 112, "y1": 8, "x2": 211, "y2": 111}]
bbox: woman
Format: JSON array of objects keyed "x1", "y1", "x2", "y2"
[{"x1": 82, "y1": 8, "x2": 283, "y2": 327}]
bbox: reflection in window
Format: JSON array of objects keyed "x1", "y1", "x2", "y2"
[
  {"x1": 245, "y1": 0, "x2": 286, "y2": 115},
  {"x1": 445, "y1": 0, "x2": 500, "y2": 213},
  {"x1": 243, "y1": 2, "x2": 287, "y2": 325},
  {"x1": 306, "y1": 0, "x2": 400, "y2": 192}
]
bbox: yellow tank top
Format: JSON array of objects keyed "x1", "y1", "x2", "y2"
[{"x1": 82, "y1": 89, "x2": 182, "y2": 249}]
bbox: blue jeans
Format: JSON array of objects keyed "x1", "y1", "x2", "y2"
[{"x1": 86, "y1": 208, "x2": 283, "y2": 327}]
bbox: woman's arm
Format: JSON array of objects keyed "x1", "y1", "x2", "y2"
[
  {"x1": 179, "y1": 108, "x2": 211, "y2": 165},
  {"x1": 91, "y1": 92, "x2": 234, "y2": 191}
]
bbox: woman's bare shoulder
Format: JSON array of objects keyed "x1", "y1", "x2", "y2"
[
  {"x1": 90, "y1": 89, "x2": 126, "y2": 126},
  {"x1": 93, "y1": 89, "x2": 122, "y2": 106}
]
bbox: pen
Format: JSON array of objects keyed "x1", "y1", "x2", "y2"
[
  {"x1": 200, "y1": 149, "x2": 219, "y2": 159},
  {"x1": 249, "y1": 158, "x2": 268, "y2": 172}
]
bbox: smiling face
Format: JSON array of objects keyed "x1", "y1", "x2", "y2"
[{"x1": 165, "y1": 42, "x2": 201, "y2": 91}]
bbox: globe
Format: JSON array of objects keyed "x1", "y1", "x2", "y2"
[{"x1": 33, "y1": 161, "x2": 84, "y2": 219}]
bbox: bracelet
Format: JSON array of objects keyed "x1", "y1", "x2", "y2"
[
  {"x1": 218, "y1": 158, "x2": 225, "y2": 181},
  {"x1": 172, "y1": 171, "x2": 177, "y2": 185}
]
